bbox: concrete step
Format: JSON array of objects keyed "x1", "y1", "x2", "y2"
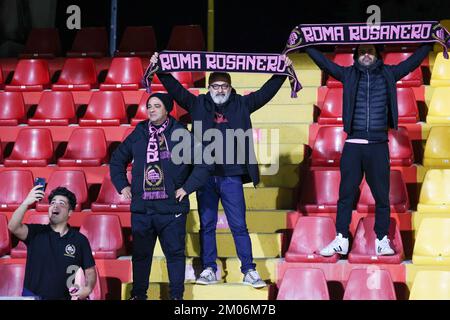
[
  {"x1": 255, "y1": 143, "x2": 305, "y2": 165},
  {"x1": 247, "y1": 164, "x2": 301, "y2": 188}
]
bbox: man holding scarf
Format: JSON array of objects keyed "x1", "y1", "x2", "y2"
[{"x1": 110, "y1": 92, "x2": 212, "y2": 300}]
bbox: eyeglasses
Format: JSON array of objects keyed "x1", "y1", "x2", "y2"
[
  {"x1": 209, "y1": 83, "x2": 230, "y2": 90},
  {"x1": 50, "y1": 200, "x2": 69, "y2": 208}
]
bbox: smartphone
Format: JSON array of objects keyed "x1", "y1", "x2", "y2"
[{"x1": 34, "y1": 177, "x2": 46, "y2": 192}]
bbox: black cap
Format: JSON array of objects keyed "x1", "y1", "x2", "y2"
[{"x1": 147, "y1": 92, "x2": 174, "y2": 113}]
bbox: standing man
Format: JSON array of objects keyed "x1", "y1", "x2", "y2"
[
  {"x1": 151, "y1": 53, "x2": 292, "y2": 288},
  {"x1": 304, "y1": 44, "x2": 431, "y2": 256}
]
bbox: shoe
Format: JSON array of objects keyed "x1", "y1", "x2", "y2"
[
  {"x1": 319, "y1": 233, "x2": 349, "y2": 256},
  {"x1": 375, "y1": 236, "x2": 395, "y2": 256},
  {"x1": 243, "y1": 269, "x2": 266, "y2": 288},
  {"x1": 196, "y1": 267, "x2": 218, "y2": 285}
]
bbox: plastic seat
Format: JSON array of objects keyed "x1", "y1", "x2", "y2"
[
  {"x1": 0, "y1": 264, "x2": 26, "y2": 296},
  {"x1": 151, "y1": 72, "x2": 194, "y2": 90},
  {"x1": 426, "y1": 87, "x2": 450, "y2": 124},
  {"x1": 167, "y1": 25, "x2": 205, "y2": 51},
  {"x1": 79, "y1": 91, "x2": 127, "y2": 126},
  {"x1": 417, "y1": 169, "x2": 450, "y2": 213},
  {"x1": 0, "y1": 170, "x2": 34, "y2": 211},
  {"x1": 79, "y1": 214, "x2": 125, "y2": 259},
  {"x1": 277, "y1": 268, "x2": 329, "y2": 300},
  {"x1": 285, "y1": 216, "x2": 339, "y2": 263},
  {"x1": 423, "y1": 127, "x2": 450, "y2": 167},
  {"x1": 10, "y1": 214, "x2": 49, "y2": 258},
  {"x1": 343, "y1": 269, "x2": 396, "y2": 300},
  {"x1": 36, "y1": 170, "x2": 88, "y2": 212},
  {"x1": 20, "y1": 28, "x2": 61, "y2": 58},
  {"x1": 412, "y1": 217, "x2": 450, "y2": 265},
  {"x1": 99, "y1": 57, "x2": 143, "y2": 90},
  {"x1": 67, "y1": 27, "x2": 108, "y2": 58},
  {"x1": 298, "y1": 170, "x2": 340, "y2": 213},
  {"x1": 311, "y1": 126, "x2": 346, "y2": 167},
  {"x1": 409, "y1": 271, "x2": 450, "y2": 300},
  {"x1": 115, "y1": 26, "x2": 156, "y2": 57},
  {"x1": 430, "y1": 52, "x2": 450, "y2": 87},
  {"x1": 91, "y1": 172, "x2": 131, "y2": 211},
  {"x1": 28, "y1": 91, "x2": 76, "y2": 126},
  {"x1": 0, "y1": 65, "x2": 4, "y2": 89},
  {"x1": 52, "y1": 58, "x2": 97, "y2": 91},
  {"x1": 0, "y1": 215, "x2": 11, "y2": 257},
  {"x1": 58, "y1": 128, "x2": 107, "y2": 167},
  {"x1": 318, "y1": 88, "x2": 343, "y2": 124},
  {"x1": 397, "y1": 87, "x2": 419, "y2": 123},
  {"x1": 4, "y1": 128, "x2": 54, "y2": 167},
  {"x1": 384, "y1": 52, "x2": 423, "y2": 87},
  {"x1": 326, "y1": 53, "x2": 354, "y2": 88},
  {"x1": 0, "y1": 92, "x2": 26, "y2": 126},
  {"x1": 348, "y1": 217, "x2": 404, "y2": 264},
  {"x1": 388, "y1": 127, "x2": 414, "y2": 166},
  {"x1": 357, "y1": 170, "x2": 409, "y2": 213},
  {"x1": 5, "y1": 59, "x2": 50, "y2": 91}
]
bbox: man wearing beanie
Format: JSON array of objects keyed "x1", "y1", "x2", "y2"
[
  {"x1": 150, "y1": 52, "x2": 292, "y2": 288},
  {"x1": 110, "y1": 92, "x2": 212, "y2": 300}
]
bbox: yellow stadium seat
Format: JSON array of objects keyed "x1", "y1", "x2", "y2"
[
  {"x1": 430, "y1": 53, "x2": 450, "y2": 87},
  {"x1": 412, "y1": 218, "x2": 450, "y2": 265},
  {"x1": 423, "y1": 127, "x2": 450, "y2": 167},
  {"x1": 433, "y1": 20, "x2": 450, "y2": 53},
  {"x1": 409, "y1": 270, "x2": 450, "y2": 300},
  {"x1": 417, "y1": 169, "x2": 450, "y2": 212},
  {"x1": 426, "y1": 87, "x2": 450, "y2": 123}
]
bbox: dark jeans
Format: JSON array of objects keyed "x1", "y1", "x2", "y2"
[
  {"x1": 336, "y1": 142, "x2": 391, "y2": 240},
  {"x1": 197, "y1": 176, "x2": 256, "y2": 274}
]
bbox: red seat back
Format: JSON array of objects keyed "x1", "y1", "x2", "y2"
[
  {"x1": 167, "y1": 25, "x2": 205, "y2": 51},
  {"x1": 62, "y1": 128, "x2": 107, "y2": 161},
  {"x1": 326, "y1": 53, "x2": 354, "y2": 87},
  {"x1": 0, "y1": 214, "x2": 11, "y2": 257},
  {"x1": 0, "y1": 264, "x2": 26, "y2": 296},
  {"x1": 277, "y1": 268, "x2": 329, "y2": 300},
  {"x1": 29, "y1": 91, "x2": 76, "y2": 125},
  {"x1": 384, "y1": 52, "x2": 423, "y2": 87},
  {"x1": 343, "y1": 268, "x2": 396, "y2": 300},
  {"x1": 397, "y1": 87, "x2": 419, "y2": 123},
  {"x1": 92, "y1": 172, "x2": 131, "y2": 211},
  {"x1": 311, "y1": 126, "x2": 346, "y2": 167},
  {"x1": 388, "y1": 127, "x2": 414, "y2": 166},
  {"x1": 153, "y1": 72, "x2": 194, "y2": 88},
  {"x1": 55, "y1": 58, "x2": 97, "y2": 86},
  {"x1": 10, "y1": 59, "x2": 50, "y2": 86},
  {"x1": 0, "y1": 92, "x2": 26, "y2": 125},
  {"x1": 7, "y1": 128, "x2": 54, "y2": 162},
  {"x1": 117, "y1": 26, "x2": 156, "y2": 56},
  {"x1": 319, "y1": 88, "x2": 343, "y2": 124},
  {"x1": 21, "y1": 28, "x2": 61, "y2": 58},
  {"x1": 299, "y1": 170, "x2": 341, "y2": 213},
  {"x1": 11, "y1": 214, "x2": 49, "y2": 259},
  {"x1": 81, "y1": 91, "x2": 127, "y2": 123},
  {"x1": 103, "y1": 57, "x2": 143, "y2": 85},
  {"x1": 68, "y1": 27, "x2": 108, "y2": 57},
  {"x1": 0, "y1": 170, "x2": 34, "y2": 210}
]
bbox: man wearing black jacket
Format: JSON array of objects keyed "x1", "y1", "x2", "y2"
[
  {"x1": 151, "y1": 52, "x2": 292, "y2": 288},
  {"x1": 305, "y1": 44, "x2": 431, "y2": 257},
  {"x1": 110, "y1": 92, "x2": 212, "y2": 300}
]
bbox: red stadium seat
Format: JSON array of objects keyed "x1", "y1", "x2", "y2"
[
  {"x1": 36, "y1": 170, "x2": 88, "y2": 212},
  {"x1": 311, "y1": 126, "x2": 346, "y2": 167},
  {"x1": 58, "y1": 128, "x2": 107, "y2": 167},
  {"x1": 4, "y1": 128, "x2": 54, "y2": 167},
  {"x1": 348, "y1": 216, "x2": 405, "y2": 264},
  {"x1": 5, "y1": 59, "x2": 50, "y2": 91},
  {"x1": 326, "y1": 53, "x2": 354, "y2": 88},
  {"x1": 343, "y1": 268, "x2": 396, "y2": 300},
  {"x1": 99, "y1": 57, "x2": 143, "y2": 90},
  {"x1": 79, "y1": 214, "x2": 125, "y2": 259},
  {"x1": 318, "y1": 88, "x2": 343, "y2": 124},
  {"x1": 115, "y1": 26, "x2": 157, "y2": 57},
  {"x1": 152, "y1": 72, "x2": 194, "y2": 90},
  {"x1": 0, "y1": 264, "x2": 25, "y2": 296},
  {"x1": 384, "y1": 52, "x2": 423, "y2": 87},
  {"x1": 0, "y1": 65, "x2": 4, "y2": 89},
  {"x1": 277, "y1": 268, "x2": 329, "y2": 300},
  {"x1": 285, "y1": 216, "x2": 339, "y2": 263},
  {"x1": 52, "y1": 58, "x2": 97, "y2": 91},
  {"x1": 79, "y1": 91, "x2": 127, "y2": 126},
  {"x1": 20, "y1": 28, "x2": 61, "y2": 58},
  {"x1": 0, "y1": 170, "x2": 34, "y2": 211},
  {"x1": 334, "y1": 45, "x2": 356, "y2": 53},
  {"x1": 122, "y1": 127, "x2": 134, "y2": 141},
  {"x1": 10, "y1": 214, "x2": 49, "y2": 259},
  {"x1": 91, "y1": 172, "x2": 131, "y2": 211},
  {"x1": 0, "y1": 91, "x2": 26, "y2": 126},
  {"x1": 0, "y1": 214, "x2": 11, "y2": 257},
  {"x1": 67, "y1": 27, "x2": 108, "y2": 58},
  {"x1": 397, "y1": 87, "x2": 419, "y2": 123},
  {"x1": 167, "y1": 25, "x2": 205, "y2": 51},
  {"x1": 28, "y1": 91, "x2": 76, "y2": 126},
  {"x1": 388, "y1": 127, "x2": 414, "y2": 166},
  {"x1": 298, "y1": 170, "x2": 340, "y2": 213},
  {"x1": 357, "y1": 170, "x2": 409, "y2": 213},
  {"x1": 0, "y1": 138, "x2": 2, "y2": 163}
]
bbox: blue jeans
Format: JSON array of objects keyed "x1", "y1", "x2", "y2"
[{"x1": 197, "y1": 176, "x2": 256, "y2": 274}]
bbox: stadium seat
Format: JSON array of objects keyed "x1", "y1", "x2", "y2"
[
  {"x1": 348, "y1": 217, "x2": 404, "y2": 264},
  {"x1": 20, "y1": 28, "x2": 61, "y2": 58},
  {"x1": 28, "y1": 91, "x2": 77, "y2": 126},
  {"x1": 152, "y1": 72, "x2": 194, "y2": 90},
  {"x1": 58, "y1": 128, "x2": 107, "y2": 167},
  {"x1": 388, "y1": 127, "x2": 414, "y2": 167},
  {"x1": 311, "y1": 126, "x2": 346, "y2": 167},
  {"x1": 384, "y1": 52, "x2": 423, "y2": 87},
  {"x1": 0, "y1": 138, "x2": 2, "y2": 163},
  {"x1": 122, "y1": 127, "x2": 134, "y2": 141},
  {"x1": 357, "y1": 170, "x2": 409, "y2": 213},
  {"x1": 0, "y1": 170, "x2": 34, "y2": 211},
  {"x1": 67, "y1": 27, "x2": 108, "y2": 58},
  {"x1": 36, "y1": 170, "x2": 88, "y2": 212},
  {"x1": 343, "y1": 269, "x2": 396, "y2": 300},
  {"x1": 79, "y1": 91, "x2": 127, "y2": 126},
  {"x1": 412, "y1": 217, "x2": 450, "y2": 265},
  {"x1": 423, "y1": 127, "x2": 450, "y2": 167},
  {"x1": 52, "y1": 58, "x2": 97, "y2": 91},
  {"x1": 0, "y1": 65, "x2": 4, "y2": 89},
  {"x1": 167, "y1": 25, "x2": 205, "y2": 51},
  {"x1": 115, "y1": 26, "x2": 156, "y2": 57},
  {"x1": 417, "y1": 169, "x2": 450, "y2": 213},
  {"x1": 0, "y1": 91, "x2": 26, "y2": 126},
  {"x1": 409, "y1": 271, "x2": 450, "y2": 300},
  {"x1": 5, "y1": 59, "x2": 50, "y2": 91},
  {"x1": 430, "y1": 52, "x2": 450, "y2": 87},
  {"x1": 396, "y1": 87, "x2": 419, "y2": 123},
  {"x1": 277, "y1": 268, "x2": 329, "y2": 300},
  {"x1": 318, "y1": 88, "x2": 343, "y2": 124},
  {"x1": 79, "y1": 214, "x2": 125, "y2": 259},
  {"x1": 426, "y1": 87, "x2": 450, "y2": 124},
  {"x1": 10, "y1": 214, "x2": 49, "y2": 259},
  {"x1": 326, "y1": 53, "x2": 353, "y2": 88},
  {"x1": 99, "y1": 57, "x2": 143, "y2": 90},
  {"x1": 91, "y1": 172, "x2": 131, "y2": 211},
  {"x1": 0, "y1": 214, "x2": 11, "y2": 257},
  {"x1": 298, "y1": 170, "x2": 340, "y2": 213},
  {"x1": 0, "y1": 264, "x2": 25, "y2": 297},
  {"x1": 4, "y1": 128, "x2": 54, "y2": 167},
  {"x1": 285, "y1": 216, "x2": 339, "y2": 263}
]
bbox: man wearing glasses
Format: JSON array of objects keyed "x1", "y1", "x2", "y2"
[{"x1": 150, "y1": 53, "x2": 292, "y2": 288}]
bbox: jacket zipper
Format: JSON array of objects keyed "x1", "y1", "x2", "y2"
[{"x1": 366, "y1": 70, "x2": 370, "y2": 132}]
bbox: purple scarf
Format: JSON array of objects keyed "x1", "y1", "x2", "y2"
[{"x1": 143, "y1": 118, "x2": 171, "y2": 200}]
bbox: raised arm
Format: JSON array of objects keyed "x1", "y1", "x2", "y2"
[
  {"x1": 305, "y1": 47, "x2": 345, "y2": 81},
  {"x1": 389, "y1": 44, "x2": 432, "y2": 81}
]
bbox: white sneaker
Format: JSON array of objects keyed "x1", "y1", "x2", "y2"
[
  {"x1": 319, "y1": 233, "x2": 349, "y2": 256},
  {"x1": 196, "y1": 267, "x2": 218, "y2": 285},
  {"x1": 375, "y1": 236, "x2": 395, "y2": 256},
  {"x1": 243, "y1": 269, "x2": 266, "y2": 288}
]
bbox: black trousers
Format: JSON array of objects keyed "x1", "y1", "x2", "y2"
[
  {"x1": 130, "y1": 210, "x2": 187, "y2": 300},
  {"x1": 336, "y1": 142, "x2": 390, "y2": 240}
]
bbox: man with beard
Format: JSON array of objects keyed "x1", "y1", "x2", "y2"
[{"x1": 150, "y1": 52, "x2": 292, "y2": 288}]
